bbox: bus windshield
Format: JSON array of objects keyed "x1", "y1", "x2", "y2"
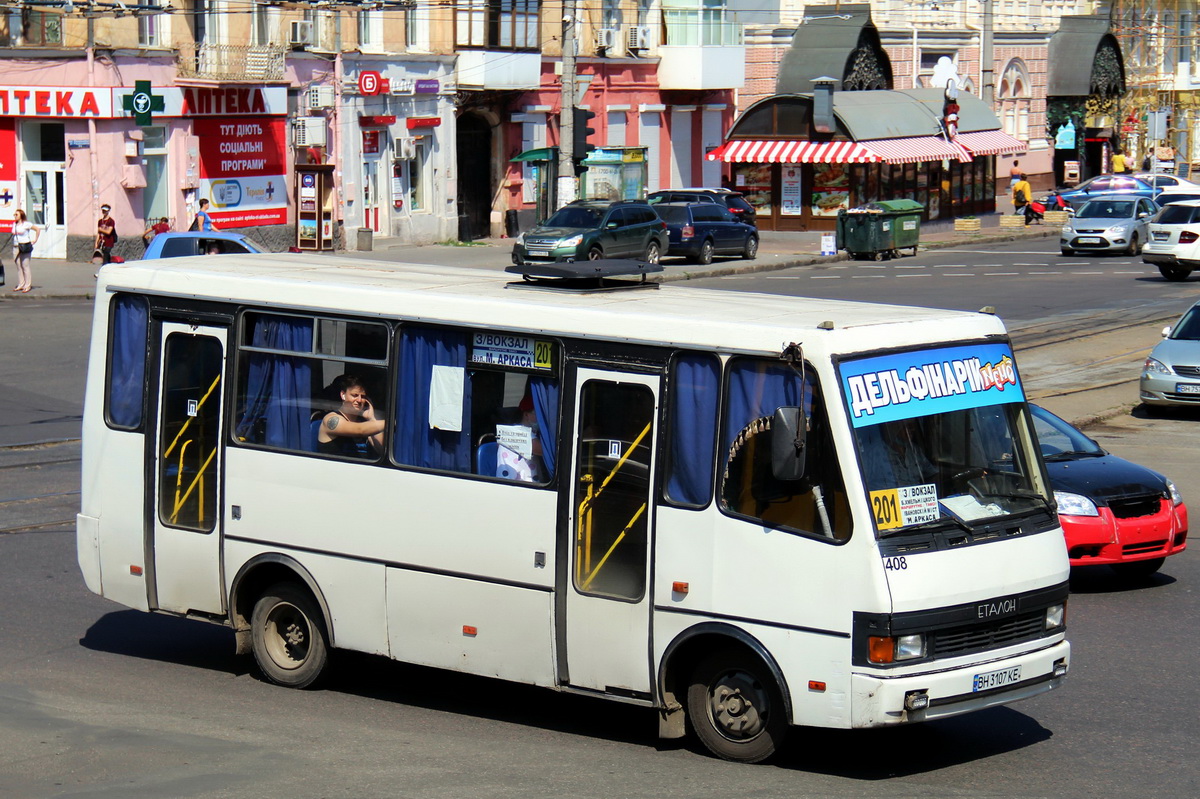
[{"x1": 840, "y1": 342, "x2": 1051, "y2": 536}]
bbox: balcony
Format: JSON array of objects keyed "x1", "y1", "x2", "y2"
[
  {"x1": 176, "y1": 44, "x2": 287, "y2": 82},
  {"x1": 455, "y1": 50, "x2": 541, "y2": 91},
  {"x1": 657, "y1": 19, "x2": 745, "y2": 90}
]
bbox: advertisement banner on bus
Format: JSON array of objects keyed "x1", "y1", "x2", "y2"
[{"x1": 840, "y1": 342, "x2": 1023, "y2": 428}]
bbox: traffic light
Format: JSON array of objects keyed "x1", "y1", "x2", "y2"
[{"x1": 573, "y1": 107, "x2": 597, "y2": 160}]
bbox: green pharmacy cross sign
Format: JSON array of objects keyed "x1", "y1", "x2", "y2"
[{"x1": 123, "y1": 81, "x2": 165, "y2": 126}]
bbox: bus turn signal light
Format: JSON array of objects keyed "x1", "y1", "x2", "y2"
[
  {"x1": 129, "y1": 565, "x2": 143, "y2": 576},
  {"x1": 868, "y1": 636, "x2": 895, "y2": 664},
  {"x1": 462, "y1": 625, "x2": 477, "y2": 637},
  {"x1": 672, "y1": 581, "x2": 689, "y2": 595},
  {"x1": 808, "y1": 680, "x2": 826, "y2": 692}
]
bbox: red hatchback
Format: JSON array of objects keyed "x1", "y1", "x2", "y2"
[{"x1": 1031, "y1": 404, "x2": 1188, "y2": 576}]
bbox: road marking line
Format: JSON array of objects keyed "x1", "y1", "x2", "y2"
[
  {"x1": 984, "y1": 272, "x2": 1019, "y2": 275},
  {"x1": 764, "y1": 275, "x2": 800, "y2": 279},
  {"x1": 810, "y1": 275, "x2": 841, "y2": 279},
  {"x1": 1029, "y1": 271, "x2": 1062, "y2": 274},
  {"x1": 1113, "y1": 271, "x2": 1145, "y2": 274},
  {"x1": 897, "y1": 273, "x2": 932, "y2": 278},
  {"x1": 1013, "y1": 263, "x2": 1043, "y2": 266},
  {"x1": 851, "y1": 275, "x2": 889, "y2": 279},
  {"x1": 944, "y1": 273, "x2": 975, "y2": 276},
  {"x1": 1074, "y1": 271, "x2": 1104, "y2": 274},
  {"x1": 933, "y1": 264, "x2": 966, "y2": 268}
]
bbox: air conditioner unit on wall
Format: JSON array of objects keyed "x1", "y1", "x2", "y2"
[
  {"x1": 293, "y1": 117, "x2": 327, "y2": 147},
  {"x1": 289, "y1": 20, "x2": 313, "y2": 47},
  {"x1": 596, "y1": 28, "x2": 618, "y2": 52},
  {"x1": 627, "y1": 25, "x2": 652, "y2": 51},
  {"x1": 396, "y1": 137, "x2": 417, "y2": 160},
  {"x1": 307, "y1": 85, "x2": 335, "y2": 110}
]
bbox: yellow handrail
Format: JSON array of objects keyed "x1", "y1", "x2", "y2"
[
  {"x1": 163, "y1": 374, "x2": 221, "y2": 460},
  {"x1": 170, "y1": 439, "x2": 192, "y2": 523},
  {"x1": 575, "y1": 421, "x2": 653, "y2": 589},
  {"x1": 581, "y1": 503, "x2": 647, "y2": 591},
  {"x1": 170, "y1": 445, "x2": 217, "y2": 525}
]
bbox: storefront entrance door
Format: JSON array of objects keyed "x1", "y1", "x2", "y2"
[{"x1": 22, "y1": 162, "x2": 66, "y2": 258}]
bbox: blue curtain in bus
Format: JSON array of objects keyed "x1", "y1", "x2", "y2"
[
  {"x1": 395, "y1": 327, "x2": 471, "y2": 471},
  {"x1": 235, "y1": 316, "x2": 313, "y2": 449},
  {"x1": 529, "y1": 376, "x2": 559, "y2": 475},
  {"x1": 666, "y1": 354, "x2": 720, "y2": 505},
  {"x1": 724, "y1": 359, "x2": 806, "y2": 451},
  {"x1": 108, "y1": 295, "x2": 149, "y2": 428}
]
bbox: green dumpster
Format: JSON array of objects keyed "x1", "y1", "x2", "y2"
[{"x1": 836, "y1": 199, "x2": 923, "y2": 260}]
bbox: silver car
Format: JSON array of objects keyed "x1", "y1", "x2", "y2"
[
  {"x1": 1140, "y1": 300, "x2": 1200, "y2": 409},
  {"x1": 1060, "y1": 194, "x2": 1159, "y2": 256}
]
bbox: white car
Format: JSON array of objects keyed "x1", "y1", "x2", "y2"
[
  {"x1": 1134, "y1": 172, "x2": 1200, "y2": 191},
  {"x1": 1142, "y1": 198, "x2": 1200, "y2": 281},
  {"x1": 1152, "y1": 187, "x2": 1200, "y2": 207}
]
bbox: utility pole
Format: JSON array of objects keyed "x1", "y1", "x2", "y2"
[
  {"x1": 557, "y1": 0, "x2": 577, "y2": 206},
  {"x1": 981, "y1": 0, "x2": 994, "y2": 105}
]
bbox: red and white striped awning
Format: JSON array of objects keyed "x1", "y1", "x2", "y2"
[
  {"x1": 856, "y1": 136, "x2": 973, "y2": 164},
  {"x1": 955, "y1": 129, "x2": 1027, "y2": 156},
  {"x1": 706, "y1": 139, "x2": 884, "y2": 164}
]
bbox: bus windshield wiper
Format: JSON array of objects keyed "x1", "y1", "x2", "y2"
[{"x1": 880, "y1": 513, "x2": 974, "y2": 538}]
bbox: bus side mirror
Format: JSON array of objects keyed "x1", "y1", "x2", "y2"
[{"x1": 771, "y1": 406, "x2": 807, "y2": 482}]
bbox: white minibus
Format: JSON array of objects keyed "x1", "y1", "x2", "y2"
[{"x1": 78, "y1": 256, "x2": 1069, "y2": 762}]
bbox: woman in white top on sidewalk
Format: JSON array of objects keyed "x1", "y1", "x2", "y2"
[{"x1": 11, "y1": 209, "x2": 39, "y2": 293}]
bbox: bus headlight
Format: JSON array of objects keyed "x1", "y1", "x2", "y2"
[
  {"x1": 1054, "y1": 490, "x2": 1098, "y2": 517},
  {"x1": 1045, "y1": 602, "x2": 1066, "y2": 631},
  {"x1": 868, "y1": 634, "x2": 925, "y2": 663}
]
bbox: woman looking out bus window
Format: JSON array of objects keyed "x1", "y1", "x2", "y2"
[{"x1": 318, "y1": 374, "x2": 385, "y2": 457}]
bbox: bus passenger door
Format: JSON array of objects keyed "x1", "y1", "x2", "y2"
[
  {"x1": 150, "y1": 322, "x2": 227, "y2": 616},
  {"x1": 562, "y1": 369, "x2": 658, "y2": 696}
]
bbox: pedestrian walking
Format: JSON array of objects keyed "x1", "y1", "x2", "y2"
[
  {"x1": 142, "y1": 216, "x2": 171, "y2": 249},
  {"x1": 1008, "y1": 160, "x2": 1022, "y2": 192},
  {"x1": 96, "y1": 204, "x2": 117, "y2": 264},
  {"x1": 191, "y1": 199, "x2": 218, "y2": 232},
  {"x1": 11, "y1": 209, "x2": 39, "y2": 293},
  {"x1": 1112, "y1": 150, "x2": 1127, "y2": 174}
]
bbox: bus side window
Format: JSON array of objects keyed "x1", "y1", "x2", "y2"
[
  {"x1": 234, "y1": 312, "x2": 388, "y2": 458},
  {"x1": 393, "y1": 325, "x2": 559, "y2": 483},
  {"x1": 664, "y1": 352, "x2": 720, "y2": 507},
  {"x1": 719, "y1": 358, "x2": 850, "y2": 541},
  {"x1": 106, "y1": 294, "x2": 149, "y2": 430}
]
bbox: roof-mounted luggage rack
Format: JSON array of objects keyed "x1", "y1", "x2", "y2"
[{"x1": 505, "y1": 259, "x2": 663, "y2": 292}]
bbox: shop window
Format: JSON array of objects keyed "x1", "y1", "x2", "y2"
[
  {"x1": 406, "y1": 138, "x2": 427, "y2": 212},
  {"x1": 455, "y1": 0, "x2": 540, "y2": 51},
  {"x1": 394, "y1": 326, "x2": 560, "y2": 485},
  {"x1": 719, "y1": 358, "x2": 849, "y2": 541},
  {"x1": 234, "y1": 312, "x2": 390, "y2": 460}
]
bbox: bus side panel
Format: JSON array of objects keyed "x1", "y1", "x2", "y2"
[
  {"x1": 386, "y1": 569, "x2": 556, "y2": 686},
  {"x1": 224, "y1": 539, "x2": 390, "y2": 656},
  {"x1": 223, "y1": 449, "x2": 557, "y2": 591},
  {"x1": 84, "y1": 431, "x2": 151, "y2": 612}
]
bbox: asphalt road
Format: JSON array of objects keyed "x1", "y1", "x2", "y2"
[{"x1": 1, "y1": 258, "x2": 1198, "y2": 797}]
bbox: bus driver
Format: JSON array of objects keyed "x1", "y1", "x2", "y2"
[{"x1": 317, "y1": 374, "x2": 385, "y2": 457}]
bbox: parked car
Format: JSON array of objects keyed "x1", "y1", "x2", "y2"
[
  {"x1": 1030, "y1": 403, "x2": 1188, "y2": 576},
  {"x1": 1150, "y1": 187, "x2": 1200, "y2": 208},
  {"x1": 511, "y1": 200, "x2": 669, "y2": 265},
  {"x1": 1133, "y1": 172, "x2": 1200, "y2": 191},
  {"x1": 1053, "y1": 174, "x2": 1159, "y2": 209},
  {"x1": 1059, "y1": 193, "x2": 1158, "y2": 256},
  {"x1": 1140, "y1": 298, "x2": 1200, "y2": 410},
  {"x1": 1142, "y1": 198, "x2": 1200, "y2": 281},
  {"x1": 653, "y1": 202, "x2": 758, "y2": 264},
  {"x1": 144, "y1": 231, "x2": 264, "y2": 259},
  {"x1": 647, "y1": 188, "x2": 757, "y2": 226}
]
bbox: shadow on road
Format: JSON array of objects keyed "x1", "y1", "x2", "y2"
[{"x1": 80, "y1": 608, "x2": 1057, "y2": 776}]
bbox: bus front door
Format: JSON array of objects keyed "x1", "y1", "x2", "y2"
[
  {"x1": 150, "y1": 322, "x2": 228, "y2": 616},
  {"x1": 563, "y1": 370, "x2": 658, "y2": 696}
]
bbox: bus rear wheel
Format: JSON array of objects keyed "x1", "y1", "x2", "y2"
[
  {"x1": 687, "y1": 650, "x2": 786, "y2": 763},
  {"x1": 251, "y1": 582, "x2": 329, "y2": 689}
]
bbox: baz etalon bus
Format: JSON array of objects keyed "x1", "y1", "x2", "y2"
[{"x1": 78, "y1": 256, "x2": 1068, "y2": 763}]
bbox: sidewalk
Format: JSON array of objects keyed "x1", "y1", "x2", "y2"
[{"x1": 0, "y1": 206, "x2": 1056, "y2": 301}]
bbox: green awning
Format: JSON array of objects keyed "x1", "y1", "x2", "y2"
[{"x1": 511, "y1": 147, "x2": 558, "y2": 162}]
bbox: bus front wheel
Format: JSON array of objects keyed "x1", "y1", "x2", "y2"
[
  {"x1": 687, "y1": 650, "x2": 786, "y2": 763},
  {"x1": 251, "y1": 582, "x2": 329, "y2": 689}
]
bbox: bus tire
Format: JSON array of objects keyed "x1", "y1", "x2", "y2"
[
  {"x1": 687, "y1": 650, "x2": 786, "y2": 763},
  {"x1": 251, "y1": 582, "x2": 329, "y2": 689}
]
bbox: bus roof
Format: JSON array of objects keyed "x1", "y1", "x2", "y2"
[{"x1": 99, "y1": 255, "x2": 1008, "y2": 357}]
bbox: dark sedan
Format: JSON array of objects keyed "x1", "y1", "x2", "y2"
[{"x1": 1030, "y1": 403, "x2": 1188, "y2": 576}]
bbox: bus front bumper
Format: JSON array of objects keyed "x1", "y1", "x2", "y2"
[{"x1": 849, "y1": 640, "x2": 1070, "y2": 727}]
